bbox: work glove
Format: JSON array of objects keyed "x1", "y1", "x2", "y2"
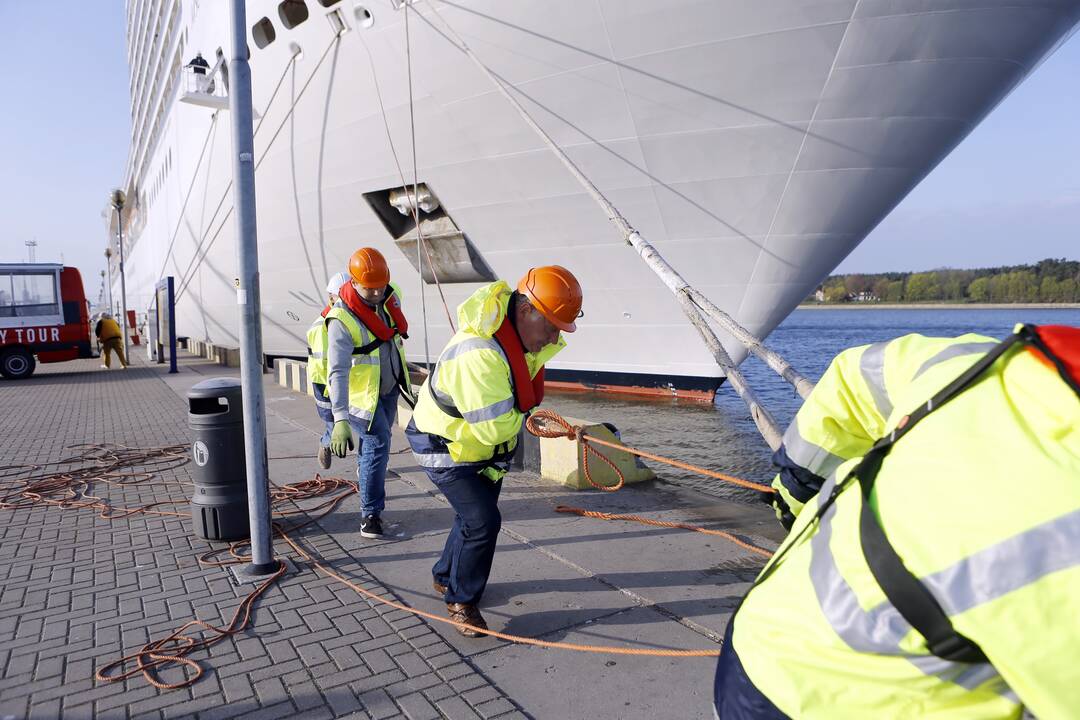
[{"x1": 330, "y1": 421, "x2": 354, "y2": 458}]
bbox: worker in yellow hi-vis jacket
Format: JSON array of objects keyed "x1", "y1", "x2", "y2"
[
  {"x1": 405, "y1": 266, "x2": 583, "y2": 637},
  {"x1": 716, "y1": 324, "x2": 1080, "y2": 720}
]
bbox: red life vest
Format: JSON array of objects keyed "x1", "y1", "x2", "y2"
[
  {"x1": 492, "y1": 315, "x2": 545, "y2": 413},
  {"x1": 1028, "y1": 325, "x2": 1080, "y2": 394},
  {"x1": 338, "y1": 282, "x2": 409, "y2": 345}
]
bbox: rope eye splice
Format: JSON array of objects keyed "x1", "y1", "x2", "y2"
[{"x1": 525, "y1": 409, "x2": 776, "y2": 559}]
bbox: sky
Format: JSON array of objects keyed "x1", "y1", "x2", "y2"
[{"x1": 0, "y1": 3, "x2": 1076, "y2": 297}]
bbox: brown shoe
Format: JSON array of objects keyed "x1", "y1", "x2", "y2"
[
  {"x1": 446, "y1": 603, "x2": 488, "y2": 638},
  {"x1": 433, "y1": 580, "x2": 448, "y2": 596}
]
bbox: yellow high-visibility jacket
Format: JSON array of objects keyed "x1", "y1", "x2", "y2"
[
  {"x1": 96, "y1": 317, "x2": 123, "y2": 342},
  {"x1": 736, "y1": 330, "x2": 1080, "y2": 718},
  {"x1": 411, "y1": 281, "x2": 564, "y2": 478},
  {"x1": 325, "y1": 282, "x2": 410, "y2": 429},
  {"x1": 305, "y1": 313, "x2": 331, "y2": 410}
]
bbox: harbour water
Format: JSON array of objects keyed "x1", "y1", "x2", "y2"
[{"x1": 544, "y1": 307, "x2": 1080, "y2": 502}]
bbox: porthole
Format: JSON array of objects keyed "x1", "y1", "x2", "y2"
[
  {"x1": 252, "y1": 17, "x2": 276, "y2": 48},
  {"x1": 278, "y1": 0, "x2": 309, "y2": 29}
]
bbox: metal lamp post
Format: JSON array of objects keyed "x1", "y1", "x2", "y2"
[
  {"x1": 110, "y1": 190, "x2": 130, "y2": 362},
  {"x1": 103, "y1": 248, "x2": 115, "y2": 314},
  {"x1": 228, "y1": 0, "x2": 277, "y2": 578}
]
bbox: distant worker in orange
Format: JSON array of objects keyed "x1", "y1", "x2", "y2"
[
  {"x1": 406, "y1": 266, "x2": 583, "y2": 635},
  {"x1": 325, "y1": 249, "x2": 412, "y2": 539},
  {"x1": 95, "y1": 312, "x2": 128, "y2": 369}
]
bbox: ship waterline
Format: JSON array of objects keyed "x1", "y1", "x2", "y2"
[{"x1": 113, "y1": 0, "x2": 1080, "y2": 395}]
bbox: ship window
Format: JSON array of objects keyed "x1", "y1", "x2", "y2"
[
  {"x1": 278, "y1": 0, "x2": 309, "y2": 29},
  {"x1": 317, "y1": 0, "x2": 340, "y2": 6},
  {"x1": 364, "y1": 184, "x2": 496, "y2": 285},
  {"x1": 252, "y1": 17, "x2": 276, "y2": 48}
]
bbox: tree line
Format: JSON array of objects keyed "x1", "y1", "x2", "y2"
[{"x1": 810, "y1": 258, "x2": 1080, "y2": 304}]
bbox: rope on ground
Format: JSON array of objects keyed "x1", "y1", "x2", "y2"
[
  {"x1": 525, "y1": 409, "x2": 774, "y2": 495},
  {"x1": 553, "y1": 506, "x2": 773, "y2": 559},
  {"x1": 1, "y1": 444, "x2": 734, "y2": 691}
]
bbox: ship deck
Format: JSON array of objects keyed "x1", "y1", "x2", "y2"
[{"x1": 0, "y1": 352, "x2": 783, "y2": 720}]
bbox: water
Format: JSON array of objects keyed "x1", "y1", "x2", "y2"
[{"x1": 543, "y1": 307, "x2": 1080, "y2": 501}]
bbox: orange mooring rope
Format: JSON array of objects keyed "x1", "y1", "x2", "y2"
[
  {"x1": 1, "y1": 425, "x2": 781, "y2": 689},
  {"x1": 553, "y1": 506, "x2": 773, "y2": 559}
]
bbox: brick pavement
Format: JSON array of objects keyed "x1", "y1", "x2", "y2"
[{"x1": 0, "y1": 357, "x2": 526, "y2": 720}]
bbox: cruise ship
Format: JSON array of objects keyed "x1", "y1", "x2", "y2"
[{"x1": 109, "y1": 0, "x2": 1080, "y2": 398}]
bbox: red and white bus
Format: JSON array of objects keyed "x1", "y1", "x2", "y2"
[{"x1": 0, "y1": 263, "x2": 95, "y2": 379}]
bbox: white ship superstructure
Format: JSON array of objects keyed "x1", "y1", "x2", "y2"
[{"x1": 110, "y1": 0, "x2": 1080, "y2": 397}]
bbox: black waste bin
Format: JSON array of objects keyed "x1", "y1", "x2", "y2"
[{"x1": 188, "y1": 378, "x2": 250, "y2": 541}]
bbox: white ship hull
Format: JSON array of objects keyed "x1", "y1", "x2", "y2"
[{"x1": 115, "y1": 0, "x2": 1080, "y2": 396}]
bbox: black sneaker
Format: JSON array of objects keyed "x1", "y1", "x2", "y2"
[
  {"x1": 360, "y1": 515, "x2": 384, "y2": 539},
  {"x1": 318, "y1": 444, "x2": 332, "y2": 470}
]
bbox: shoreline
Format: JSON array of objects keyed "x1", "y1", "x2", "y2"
[{"x1": 797, "y1": 303, "x2": 1080, "y2": 310}]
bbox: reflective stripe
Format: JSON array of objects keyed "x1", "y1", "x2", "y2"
[
  {"x1": 351, "y1": 356, "x2": 380, "y2": 367},
  {"x1": 781, "y1": 416, "x2": 846, "y2": 480},
  {"x1": 807, "y1": 473, "x2": 1012, "y2": 697},
  {"x1": 348, "y1": 406, "x2": 374, "y2": 422},
  {"x1": 921, "y1": 508, "x2": 1080, "y2": 616},
  {"x1": 428, "y1": 337, "x2": 511, "y2": 418},
  {"x1": 309, "y1": 350, "x2": 324, "y2": 359},
  {"x1": 313, "y1": 396, "x2": 332, "y2": 409},
  {"x1": 461, "y1": 397, "x2": 515, "y2": 424},
  {"x1": 912, "y1": 342, "x2": 998, "y2": 381},
  {"x1": 860, "y1": 342, "x2": 892, "y2": 419},
  {"x1": 412, "y1": 451, "x2": 486, "y2": 469},
  {"x1": 441, "y1": 336, "x2": 505, "y2": 363}
]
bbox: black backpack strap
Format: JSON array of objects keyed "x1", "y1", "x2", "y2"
[
  {"x1": 354, "y1": 338, "x2": 383, "y2": 356},
  {"x1": 427, "y1": 377, "x2": 463, "y2": 419},
  {"x1": 854, "y1": 332, "x2": 1025, "y2": 665}
]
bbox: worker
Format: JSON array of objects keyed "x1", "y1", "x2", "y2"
[
  {"x1": 326, "y1": 248, "x2": 411, "y2": 539},
  {"x1": 186, "y1": 52, "x2": 212, "y2": 93},
  {"x1": 95, "y1": 312, "x2": 128, "y2": 369},
  {"x1": 714, "y1": 324, "x2": 1080, "y2": 719},
  {"x1": 405, "y1": 266, "x2": 583, "y2": 636},
  {"x1": 307, "y1": 271, "x2": 349, "y2": 470}
]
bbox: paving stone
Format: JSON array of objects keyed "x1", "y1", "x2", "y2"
[{"x1": 0, "y1": 359, "x2": 508, "y2": 720}]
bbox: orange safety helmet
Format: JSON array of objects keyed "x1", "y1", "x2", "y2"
[
  {"x1": 517, "y1": 265, "x2": 583, "y2": 333},
  {"x1": 348, "y1": 247, "x2": 390, "y2": 288}
]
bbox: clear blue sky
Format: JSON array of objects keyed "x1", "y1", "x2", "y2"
[{"x1": 0, "y1": 3, "x2": 1076, "y2": 297}]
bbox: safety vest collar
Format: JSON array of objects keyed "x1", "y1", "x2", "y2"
[
  {"x1": 1026, "y1": 324, "x2": 1080, "y2": 396},
  {"x1": 493, "y1": 307, "x2": 544, "y2": 413},
  {"x1": 338, "y1": 282, "x2": 409, "y2": 346}
]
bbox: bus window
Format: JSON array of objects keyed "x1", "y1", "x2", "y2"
[
  {"x1": 11, "y1": 273, "x2": 59, "y2": 318},
  {"x1": 0, "y1": 273, "x2": 12, "y2": 317}
]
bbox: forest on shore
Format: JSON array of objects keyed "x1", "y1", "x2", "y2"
[{"x1": 808, "y1": 258, "x2": 1080, "y2": 304}]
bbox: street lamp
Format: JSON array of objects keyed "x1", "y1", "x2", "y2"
[
  {"x1": 103, "y1": 247, "x2": 115, "y2": 314},
  {"x1": 109, "y1": 189, "x2": 130, "y2": 362}
]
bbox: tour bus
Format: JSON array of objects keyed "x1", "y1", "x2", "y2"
[{"x1": 0, "y1": 263, "x2": 95, "y2": 379}]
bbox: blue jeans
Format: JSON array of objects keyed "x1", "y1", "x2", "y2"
[
  {"x1": 319, "y1": 419, "x2": 334, "y2": 448},
  {"x1": 313, "y1": 383, "x2": 334, "y2": 447},
  {"x1": 427, "y1": 465, "x2": 503, "y2": 606},
  {"x1": 352, "y1": 391, "x2": 398, "y2": 517},
  {"x1": 714, "y1": 618, "x2": 789, "y2": 719}
]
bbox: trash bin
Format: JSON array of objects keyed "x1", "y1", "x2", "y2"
[{"x1": 188, "y1": 378, "x2": 250, "y2": 541}]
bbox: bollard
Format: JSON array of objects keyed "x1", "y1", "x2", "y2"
[{"x1": 187, "y1": 378, "x2": 250, "y2": 541}]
